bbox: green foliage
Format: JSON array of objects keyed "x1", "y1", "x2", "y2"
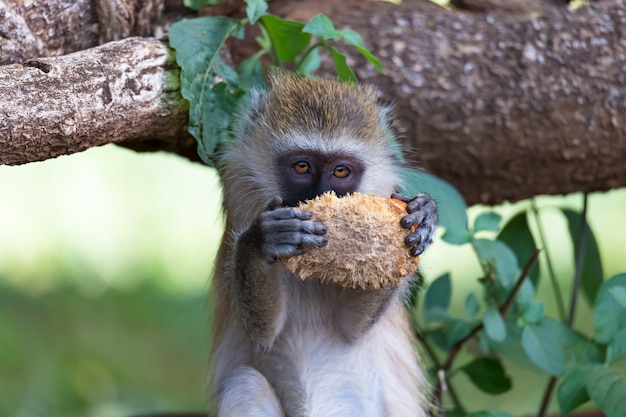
[
  {"x1": 461, "y1": 357, "x2": 512, "y2": 395},
  {"x1": 169, "y1": 1, "x2": 383, "y2": 165},
  {"x1": 416, "y1": 191, "x2": 626, "y2": 416}
]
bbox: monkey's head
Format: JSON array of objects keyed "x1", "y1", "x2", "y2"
[{"x1": 219, "y1": 73, "x2": 402, "y2": 225}]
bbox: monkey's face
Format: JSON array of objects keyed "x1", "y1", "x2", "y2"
[{"x1": 277, "y1": 150, "x2": 364, "y2": 207}]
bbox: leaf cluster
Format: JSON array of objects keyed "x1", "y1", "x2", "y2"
[
  {"x1": 411, "y1": 188, "x2": 626, "y2": 417},
  {"x1": 169, "y1": 0, "x2": 382, "y2": 166}
]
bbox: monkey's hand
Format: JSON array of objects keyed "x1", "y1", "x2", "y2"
[
  {"x1": 258, "y1": 196, "x2": 328, "y2": 260},
  {"x1": 391, "y1": 193, "x2": 438, "y2": 257}
]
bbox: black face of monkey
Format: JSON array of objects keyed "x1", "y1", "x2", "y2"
[{"x1": 278, "y1": 151, "x2": 364, "y2": 207}]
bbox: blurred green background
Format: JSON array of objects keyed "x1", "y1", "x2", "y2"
[{"x1": 1, "y1": 145, "x2": 625, "y2": 417}]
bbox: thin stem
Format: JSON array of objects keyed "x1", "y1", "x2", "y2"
[
  {"x1": 567, "y1": 192, "x2": 589, "y2": 327},
  {"x1": 537, "y1": 376, "x2": 558, "y2": 417},
  {"x1": 294, "y1": 41, "x2": 324, "y2": 72},
  {"x1": 415, "y1": 332, "x2": 466, "y2": 415},
  {"x1": 531, "y1": 199, "x2": 567, "y2": 321},
  {"x1": 435, "y1": 250, "x2": 541, "y2": 414},
  {"x1": 537, "y1": 194, "x2": 590, "y2": 417}
]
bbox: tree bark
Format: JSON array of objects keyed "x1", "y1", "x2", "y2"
[
  {"x1": 330, "y1": 0, "x2": 626, "y2": 204},
  {"x1": 1, "y1": 0, "x2": 625, "y2": 205},
  {"x1": 0, "y1": 37, "x2": 196, "y2": 165}
]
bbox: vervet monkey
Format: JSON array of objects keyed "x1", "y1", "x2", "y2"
[{"x1": 210, "y1": 73, "x2": 438, "y2": 417}]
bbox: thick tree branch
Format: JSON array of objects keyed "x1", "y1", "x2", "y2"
[
  {"x1": 331, "y1": 0, "x2": 626, "y2": 204},
  {"x1": 1, "y1": 0, "x2": 625, "y2": 205},
  {"x1": 0, "y1": 37, "x2": 196, "y2": 165}
]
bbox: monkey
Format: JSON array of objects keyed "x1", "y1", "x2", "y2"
[{"x1": 209, "y1": 73, "x2": 438, "y2": 417}]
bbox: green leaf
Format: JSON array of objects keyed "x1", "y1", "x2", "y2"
[
  {"x1": 593, "y1": 274, "x2": 626, "y2": 344},
  {"x1": 424, "y1": 273, "x2": 451, "y2": 323},
  {"x1": 260, "y1": 15, "x2": 311, "y2": 62},
  {"x1": 483, "y1": 306, "x2": 506, "y2": 342},
  {"x1": 607, "y1": 329, "x2": 626, "y2": 363},
  {"x1": 563, "y1": 209, "x2": 604, "y2": 305},
  {"x1": 326, "y1": 46, "x2": 357, "y2": 84},
  {"x1": 465, "y1": 292, "x2": 480, "y2": 319},
  {"x1": 461, "y1": 357, "x2": 512, "y2": 395},
  {"x1": 352, "y1": 44, "x2": 384, "y2": 73},
  {"x1": 522, "y1": 319, "x2": 564, "y2": 376},
  {"x1": 169, "y1": 17, "x2": 244, "y2": 166},
  {"x1": 584, "y1": 364, "x2": 626, "y2": 417},
  {"x1": 296, "y1": 48, "x2": 321, "y2": 76},
  {"x1": 429, "y1": 319, "x2": 474, "y2": 352},
  {"x1": 397, "y1": 168, "x2": 469, "y2": 240},
  {"x1": 609, "y1": 287, "x2": 626, "y2": 308},
  {"x1": 522, "y1": 302, "x2": 545, "y2": 324},
  {"x1": 337, "y1": 29, "x2": 365, "y2": 47},
  {"x1": 474, "y1": 212, "x2": 502, "y2": 233},
  {"x1": 473, "y1": 239, "x2": 520, "y2": 290},
  {"x1": 337, "y1": 29, "x2": 383, "y2": 73},
  {"x1": 445, "y1": 319, "x2": 473, "y2": 349},
  {"x1": 558, "y1": 367, "x2": 591, "y2": 415},
  {"x1": 497, "y1": 210, "x2": 540, "y2": 285},
  {"x1": 303, "y1": 14, "x2": 339, "y2": 40},
  {"x1": 237, "y1": 55, "x2": 266, "y2": 90},
  {"x1": 442, "y1": 228, "x2": 473, "y2": 245},
  {"x1": 540, "y1": 317, "x2": 602, "y2": 367},
  {"x1": 244, "y1": 0, "x2": 267, "y2": 24}
]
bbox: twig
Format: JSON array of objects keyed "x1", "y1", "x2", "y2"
[
  {"x1": 435, "y1": 249, "x2": 541, "y2": 413},
  {"x1": 537, "y1": 193, "x2": 590, "y2": 417},
  {"x1": 567, "y1": 193, "x2": 589, "y2": 327},
  {"x1": 531, "y1": 200, "x2": 568, "y2": 321}
]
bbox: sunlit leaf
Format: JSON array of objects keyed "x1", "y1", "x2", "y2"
[
  {"x1": 521, "y1": 302, "x2": 545, "y2": 324},
  {"x1": 474, "y1": 212, "x2": 502, "y2": 233},
  {"x1": 593, "y1": 274, "x2": 626, "y2": 344},
  {"x1": 260, "y1": 15, "x2": 311, "y2": 62},
  {"x1": 584, "y1": 364, "x2": 626, "y2": 417},
  {"x1": 465, "y1": 292, "x2": 480, "y2": 319},
  {"x1": 244, "y1": 0, "x2": 267, "y2": 24},
  {"x1": 483, "y1": 306, "x2": 506, "y2": 342},
  {"x1": 303, "y1": 14, "x2": 339, "y2": 40},
  {"x1": 522, "y1": 319, "x2": 564, "y2": 376},
  {"x1": 169, "y1": 17, "x2": 245, "y2": 165},
  {"x1": 337, "y1": 29, "x2": 383, "y2": 73},
  {"x1": 326, "y1": 46, "x2": 357, "y2": 84}
]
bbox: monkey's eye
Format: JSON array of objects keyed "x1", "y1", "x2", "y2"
[
  {"x1": 294, "y1": 161, "x2": 311, "y2": 174},
  {"x1": 333, "y1": 165, "x2": 350, "y2": 178}
]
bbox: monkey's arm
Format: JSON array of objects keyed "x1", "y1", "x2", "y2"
[{"x1": 233, "y1": 202, "x2": 328, "y2": 348}]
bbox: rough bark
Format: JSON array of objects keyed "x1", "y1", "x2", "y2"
[
  {"x1": 330, "y1": 0, "x2": 626, "y2": 204},
  {"x1": 1, "y1": 0, "x2": 625, "y2": 205},
  {"x1": 0, "y1": 37, "x2": 195, "y2": 165},
  {"x1": 0, "y1": 0, "x2": 219, "y2": 65}
]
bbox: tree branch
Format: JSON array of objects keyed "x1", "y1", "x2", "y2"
[
  {"x1": 0, "y1": 37, "x2": 197, "y2": 165},
  {"x1": 1, "y1": 0, "x2": 625, "y2": 205}
]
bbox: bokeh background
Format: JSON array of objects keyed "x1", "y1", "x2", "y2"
[{"x1": 1, "y1": 145, "x2": 625, "y2": 417}]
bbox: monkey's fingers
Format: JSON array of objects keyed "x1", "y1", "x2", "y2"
[
  {"x1": 263, "y1": 207, "x2": 313, "y2": 221},
  {"x1": 262, "y1": 218, "x2": 327, "y2": 235},
  {"x1": 391, "y1": 192, "x2": 411, "y2": 203},
  {"x1": 404, "y1": 227, "x2": 435, "y2": 257}
]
